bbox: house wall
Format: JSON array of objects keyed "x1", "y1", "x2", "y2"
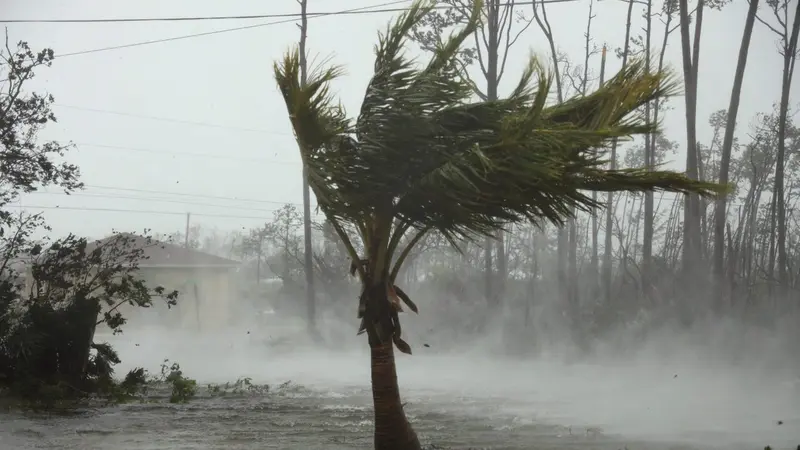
[{"x1": 108, "y1": 267, "x2": 235, "y2": 332}]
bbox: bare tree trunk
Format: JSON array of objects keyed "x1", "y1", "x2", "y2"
[
  {"x1": 592, "y1": 44, "x2": 607, "y2": 291},
  {"x1": 775, "y1": 0, "x2": 800, "y2": 289},
  {"x1": 603, "y1": 0, "x2": 635, "y2": 306},
  {"x1": 437, "y1": 0, "x2": 528, "y2": 308},
  {"x1": 533, "y1": 0, "x2": 567, "y2": 308},
  {"x1": 649, "y1": 2, "x2": 676, "y2": 293},
  {"x1": 678, "y1": 0, "x2": 704, "y2": 294},
  {"x1": 642, "y1": 0, "x2": 654, "y2": 296},
  {"x1": 483, "y1": 236, "x2": 493, "y2": 304},
  {"x1": 714, "y1": 0, "x2": 759, "y2": 310},
  {"x1": 486, "y1": 0, "x2": 505, "y2": 305},
  {"x1": 298, "y1": 0, "x2": 317, "y2": 333},
  {"x1": 570, "y1": 0, "x2": 597, "y2": 323},
  {"x1": 568, "y1": 217, "x2": 578, "y2": 307}
]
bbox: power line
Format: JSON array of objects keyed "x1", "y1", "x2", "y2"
[
  {"x1": 27, "y1": 191, "x2": 291, "y2": 212},
  {"x1": 43, "y1": 0, "x2": 581, "y2": 58},
  {"x1": 7, "y1": 204, "x2": 273, "y2": 220},
  {"x1": 57, "y1": 104, "x2": 292, "y2": 135},
  {"x1": 82, "y1": 184, "x2": 307, "y2": 206},
  {"x1": 50, "y1": 1, "x2": 410, "y2": 58},
  {"x1": 3, "y1": 0, "x2": 577, "y2": 24},
  {"x1": 75, "y1": 142, "x2": 301, "y2": 165}
]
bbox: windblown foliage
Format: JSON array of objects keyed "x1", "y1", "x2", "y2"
[
  {"x1": 274, "y1": 0, "x2": 723, "y2": 353},
  {"x1": 0, "y1": 37, "x2": 181, "y2": 407}
]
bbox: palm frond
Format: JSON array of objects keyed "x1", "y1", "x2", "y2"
[
  {"x1": 274, "y1": 50, "x2": 369, "y2": 226},
  {"x1": 390, "y1": 54, "x2": 723, "y2": 238},
  {"x1": 273, "y1": 0, "x2": 724, "y2": 254},
  {"x1": 352, "y1": 0, "x2": 483, "y2": 208}
]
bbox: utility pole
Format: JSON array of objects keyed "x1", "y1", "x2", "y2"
[
  {"x1": 184, "y1": 212, "x2": 190, "y2": 248},
  {"x1": 298, "y1": 0, "x2": 317, "y2": 334}
]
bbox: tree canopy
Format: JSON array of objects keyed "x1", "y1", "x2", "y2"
[{"x1": 274, "y1": 0, "x2": 723, "y2": 350}]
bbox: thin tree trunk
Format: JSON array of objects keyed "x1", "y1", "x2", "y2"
[
  {"x1": 533, "y1": 0, "x2": 567, "y2": 309},
  {"x1": 642, "y1": 0, "x2": 654, "y2": 296},
  {"x1": 769, "y1": 185, "x2": 777, "y2": 280},
  {"x1": 486, "y1": 1, "x2": 505, "y2": 305},
  {"x1": 649, "y1": 1, "x2": 675, "y2": 274},
  {"x1": 572, "y1": 0, "x2": 596, "y2": 316},
  {"x1": 775, "y1": 0, "x2": 800, "y2": 289},
  {"x1": 678, "y1": 0, "x2": 704, "y2": 285},
  {"x1": 714, "y1": 0, "x2": 759, "y2": 310},
  {"x1": 592, "y1": 45, "x2": 607, "y2": 292},
  {"x1": 483, "y1": 236, "x2": 493, "y2": 304},
  {"x1": 568, "y1": 218, "x2": 578, "y2": 309},
  {"x1": 604, "y1": 0, "x2": 635, "y2": 305}
]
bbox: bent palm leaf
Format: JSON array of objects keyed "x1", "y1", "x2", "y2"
[{"x1": 274, "y1": 0, "x2": 725, "y2": 350}]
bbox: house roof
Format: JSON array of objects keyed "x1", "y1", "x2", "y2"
[{"x1": 92, "y1": 233, "x2": 241, "y2": 268}]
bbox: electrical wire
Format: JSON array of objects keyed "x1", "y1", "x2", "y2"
[
  {"x1": 3, "y1": 0, "x2": 578, "y2": 24},
  {"x1": 39, "y1": 0, "x2": 581, "y2": 58},
  {"x1": 5, "y1": 204, "x2": 274, "y2": 220},
  {"x1": 74, "y1": 142, "x2": 300, "y2": 165},
  {"x1": 82, "y1": 184, "x2": 304, "y2": 205},
  {"x1": 56, "y1": 105, "x2": 292, "y2": 136},
  {"x1": 26, "y1": 191, "x2": 296, "y2": 212},
  {"x1": 50, "y1": 1, "x2": 410, "y2": 58}
]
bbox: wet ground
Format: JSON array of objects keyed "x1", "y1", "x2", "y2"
[
  {"x1": 0, "y1": 384, "x2": 727, "y2": 450},
  {"x1": 2, "y1": 328, "x2": 798, "y2": 449}
]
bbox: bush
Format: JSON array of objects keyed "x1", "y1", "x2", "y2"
[
  {"x1": 156, "y1": 360, "x2": 197, "y2": 404},
  {"x1": 0, "y1": 37, "x2": 180, "y2": 409},
  {"x1": 0, "y1": 233, "x2": 179, "y2": 408}
]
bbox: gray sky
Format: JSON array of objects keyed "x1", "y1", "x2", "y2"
[{"x1": 4, "y1": 0, "x2": 795, "y2": 240}]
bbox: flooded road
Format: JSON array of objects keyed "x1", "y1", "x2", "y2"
[
  {"x1": 1, "y1": 328, "x2": 798, "y2": 449},
  {"x1": 0, "y1": 385, "x2": 684, "y2": 450}
]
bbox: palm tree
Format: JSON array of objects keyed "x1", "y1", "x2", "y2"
[{"x1": 274, "y1": 1, "x2": 722, "y2": 448}]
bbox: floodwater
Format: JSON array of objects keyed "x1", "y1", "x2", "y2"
[{"x1": 2, "y1": 327, "x2": 799, "y2": 450}]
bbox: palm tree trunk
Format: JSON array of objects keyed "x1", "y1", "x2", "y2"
[
  {"x1": 362, "y1": 276, "x2": 420, "y2": 450},
  {"x1": 370, "y1": 341, "x2": 420, "y2": 450}
]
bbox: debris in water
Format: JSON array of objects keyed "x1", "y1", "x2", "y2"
[
  {"x1": 586, "y1": 426, "x2": 602, "y2": 436},
  {"x1": 423, "y1": 343, "x2": 430, "y2": 348}
]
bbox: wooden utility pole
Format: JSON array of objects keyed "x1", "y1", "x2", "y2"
[
  {"x1": 184, "y1": 213, "x2": 190, "y2": 248},
  {"x1": 298, "y1": 0, "x2": 317, "y2": 332}
]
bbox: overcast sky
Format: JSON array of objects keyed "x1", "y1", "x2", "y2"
[{"x1": 3, "y1": 0, "x2": 795, "y2": 241}]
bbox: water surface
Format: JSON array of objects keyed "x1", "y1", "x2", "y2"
[{"x1": 2, "y1": 329, "x2": 797, "y2": 449}]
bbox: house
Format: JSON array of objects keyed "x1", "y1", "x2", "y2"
[{"x1": 92, "y1": 233, "x2": 241, "y2": 333}]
